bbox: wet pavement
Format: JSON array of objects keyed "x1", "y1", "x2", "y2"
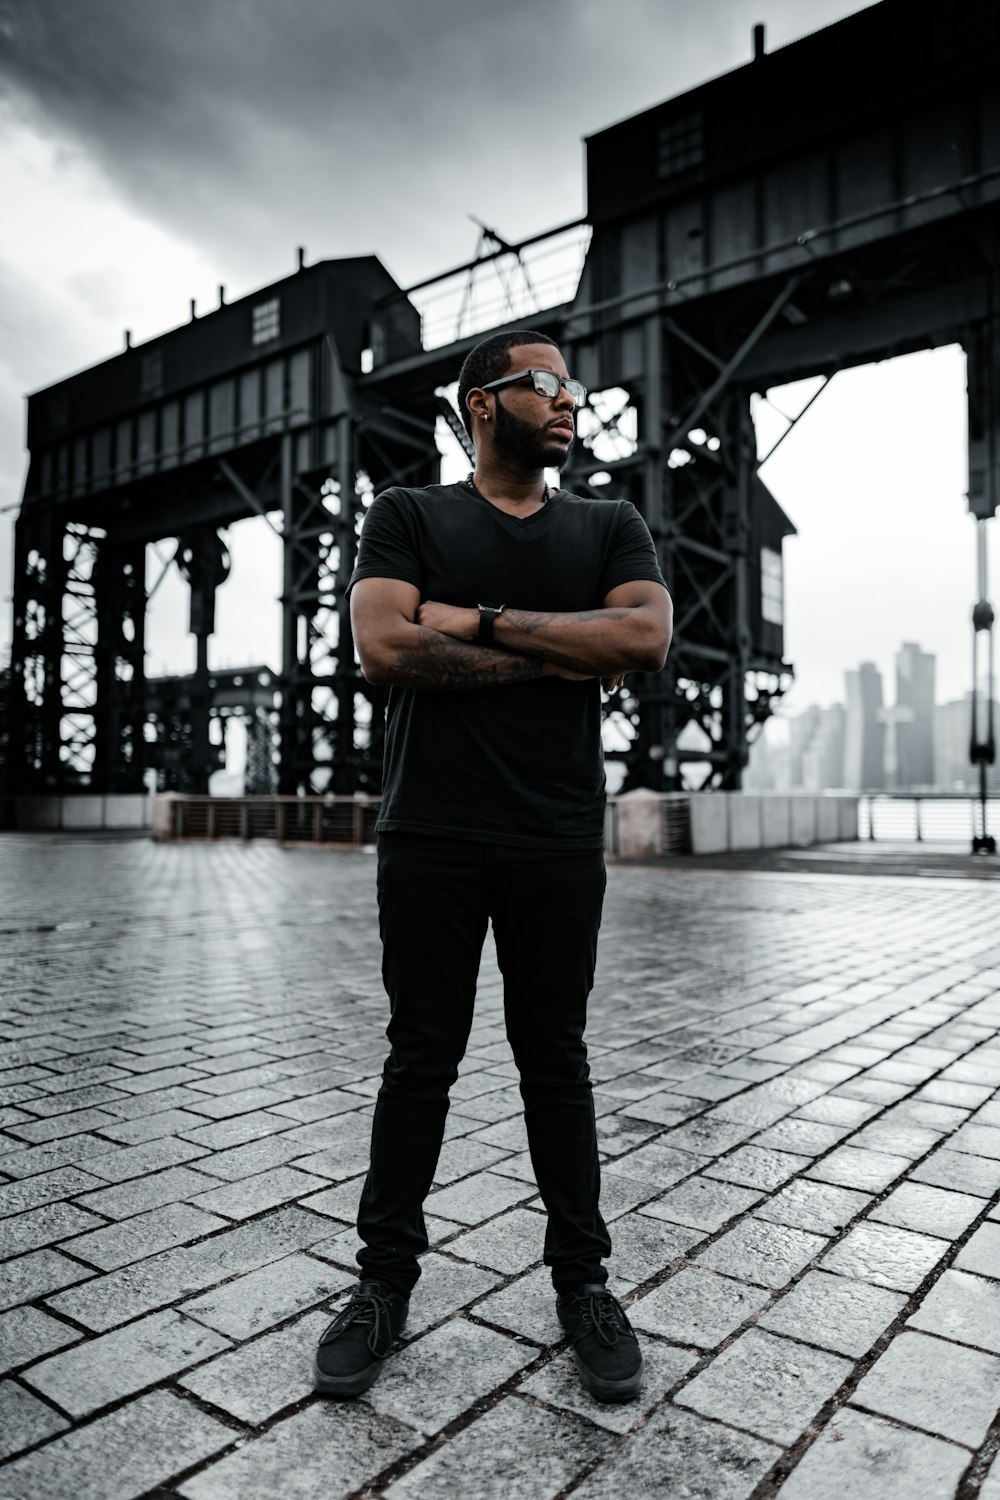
[{"x1": 1, "y1": 832, "x2": 999, "y2": 1499}]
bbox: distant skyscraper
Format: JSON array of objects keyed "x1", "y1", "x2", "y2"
[
  {"x1": 895, "y1": 642, "x2": 936, "y2": 788},
  {"x1": 844, "y1": 662, "x2": 885, "y2": 789},
  {"x1": 802, "y1": 704, "x2": 846, "y2": 790}
]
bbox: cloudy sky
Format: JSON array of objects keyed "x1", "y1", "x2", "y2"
[{"x1": 0, "y1": 0, "x2": 989, "y2": 723}]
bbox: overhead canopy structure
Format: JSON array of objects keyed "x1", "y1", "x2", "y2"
[{"x1": 6, "y1": 0, "x2": 998, "y2": 797}]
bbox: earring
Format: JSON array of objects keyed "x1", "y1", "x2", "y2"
[{"x1": 482, "y1": 413, "x2": 489, "y2": 422}]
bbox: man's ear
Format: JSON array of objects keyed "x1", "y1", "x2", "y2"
[{"x1": 466, "y1": 388, "x2": 489, "y2": 425}]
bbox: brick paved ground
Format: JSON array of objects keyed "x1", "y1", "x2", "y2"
[{"x1": 1, "y1": 833, "x2": 1000, "y2": 1499}]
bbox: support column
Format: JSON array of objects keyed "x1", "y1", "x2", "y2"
[{"x1": 966, "y1": 296, "x2": 998, "y2": 853}]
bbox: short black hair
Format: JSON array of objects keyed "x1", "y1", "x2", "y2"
[{"x1": 456, "y1": 329, "x2": 559, "y2": 436}]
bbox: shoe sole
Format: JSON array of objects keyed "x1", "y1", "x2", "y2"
[
  {"x1": 312, "y1": 1355, "x2": 385, "y2": 1398},
  {"x1": 571, "y1": 1348, "x2": 644, "y2": 1403}
]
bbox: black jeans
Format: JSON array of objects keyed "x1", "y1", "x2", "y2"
[{"x1": 355, "y1": 832, "x2": 612, "y2": 1297}]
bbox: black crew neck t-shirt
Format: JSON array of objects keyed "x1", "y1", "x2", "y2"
[{"x1": 348, "y1": 480, "x2": 666, "y2": 849}]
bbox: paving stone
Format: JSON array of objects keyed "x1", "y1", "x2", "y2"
[
  {"x1": 446, "y1": 1205, "x2": 548, "y2": 1274},
  {"x1": 951, "y1": 1121, "x2": 1000, "y2": 1159},
  {"x1": 23, "y1": 1308, "x2": 231, "y2": 1417},
  {"x1": 180, "y1": 1308, "x2": 329, "y2": 1423},
  {"x1": 0, "y1": 1303, "x2": 81, "y2": 1372},
  {"x1": 0, "y1": 1198, "x2": 107, "y2": 1258},
  {"x1": 1, "y1": 1387, "x2": 233, "y2": 1500},
  {"x1": 705, "y1": 1144, "x2": 811, "y2": 1191},
  {"x1": 44, "y1": 1205, "x2": 334, "y2": 1331},
  {"x1": 850, "y1": 1122, "x2": 944, "y2": 1160},
  {"x1": 822, "y1": 1220, "x2": 949, "y2": 1291},
  {"x1": 640, "y1": 1175, "x2": 763, "y2": 1232},
  {"x1": 186, "y1": 1164, "x2": 328, "y2": 1220},
  {"x1": 61, "y1": 1200, "x2": 227, "y2": 1270},
  {"x1": 755, "y1": 1178, "x2": 872, "y2": 1236},
  {"x1": 908, "y1": 1267, "x2": 1000, "y2": 1354},
  {"x1": 752, "y1": 1117, "x2": 851, "y2": 1156},
  {"x1": 0, "y1": 1165, "x2": 105, "y2": 1220},
  {"x1": 851, "y1": 1328, "x2": 1000, "y2": 1447},
  {"x1": 795, "y1": 1095, "x2": 881, "y2": 1127},
  {"x1": 676, "y1": 1327, "x2": 852, "y2": 1444},
  {"x1": 954, "y1": 1221, "x2": 1000, "y2": 1278},
  {"x1": 0, "y1": 1247, "x2": 94, "y2": 1311},
  {"x1": 181, "y1": 1251, "x2": 346, "y2": 1339},
  {"x1": 869, "y1": 1181, "x2": 983, "y2": 1240},
  {"x1": 570, "y1": 1402, "x2": 779, "y2": 1500},
  {"x1": 759, "y1": 1269, "x2": 906, "y2": 1356},
  {"x1": 983, "y1": 1453, "x2": 1000, "y2": 1500},
  {"x1": 72, "y1": 1163, "x2": 219, "y2": 1219},
  {"x1": 179, "y1": 1392, "x2": 422, "y2": 1500},
  {"x1": 362, "y1": 1315, "x2": 535, "y2": 1435},
  {"x1": 391, "y1": 1251, "x2": 501, "y2": 1335},
  {"x1": 919, "y1": 1079, "x2": 993, "y2": 1108},
  {"x1": 471, "y1": 1264, "x2": 571, "y2": 1345},
  {"x1": 519, "y1": 1336, "x2": 697, "y2": 1433},
  {"x1": 697, "y1": 1218, "x2": 828, "y2": 1289},
  {"x1": 806, "y1": 1146, "x2": 911, "y2": 1193},
  {"x1": 0, "y1": 1133, "x2": 126, "y2": 1179},
  {"x1": 79, "y1": 1134, "x2": 207, "y2": 1183},
  {"x1": 2, "y1": 1105, "x2": 123, "y2": 1143},
  {"x1": 424, "y1": 1169, "x2": 535, "y2": 1225},
  {"x1": 176, "y1": 1111, "x2": 297, "y2": 1150},
  {"x1": 598, "y1": 1209, "x2": 703, "y2": 1283},
  {"x1": 660, "y1": 1116, "x2": 758, "y2": 1156},
  {"x1": 910, "y1": 1147, "x2": 1000, "y2": 1197},
  {"x1": 94, "y1": 1106, "x2": 211, "y2": 1143},
  {"x1": 430, "y1": 1134, "x2": 513, "y2": 1185},
  {"x1": 0, "y1": 1376, "x2": 70, "y2": 1459},
  {"x1": 777, "y1": 1407, "x2": 970, "y2": 1500},
  {"x1": 383, "y1": 1394, "x2": 611, "y2": 1499},
  {"x1": 631, "y1": 1266, "x2": 770, "y2": 1348},
  {"x1": 187, "y1": 1133, "x2": 307, "y2": 1181},
  {"x1": 604, "y1": 1140, "x2": 709, "y2": 1186},
  {"x1": 298, "y1": 1174, "x2": 367, "y2": 1222}
]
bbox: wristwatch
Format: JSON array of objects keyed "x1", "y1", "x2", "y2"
[{"x1": 477, "y1": 603, "x2": 505, "y2": 644}]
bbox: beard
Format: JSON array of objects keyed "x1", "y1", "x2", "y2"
[{"x1": 493, "y1": 397, "x2": 574, "y2": 471}]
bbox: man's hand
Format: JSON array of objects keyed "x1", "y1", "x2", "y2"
[{"x1": 416, "y1": 602, "x2": 479, "y2": 641}]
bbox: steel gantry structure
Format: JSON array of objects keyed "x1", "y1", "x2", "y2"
[{"x1": 5, "y1": 0, "x2": 999, "y2": 799}]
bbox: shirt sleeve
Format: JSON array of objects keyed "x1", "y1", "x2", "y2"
[
  {"x1": 598, "y1": 502, "x2": 667, "y2": 597},
  {"x1": 347, "y1": 489, "x2": 423, "y2": 595}
]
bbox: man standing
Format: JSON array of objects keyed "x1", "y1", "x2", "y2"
[{"x1": 313, "y1": 330, "x2": 672, "y2": 1404}]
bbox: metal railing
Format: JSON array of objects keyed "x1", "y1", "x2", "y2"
[
  {"x1": 161, "y1": 795, "x2": 381, "y2": 846},
  {"x1": 860, "y1": 792, "x2": 999, "y2": 843}
]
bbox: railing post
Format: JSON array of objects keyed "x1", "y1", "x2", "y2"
[
  {"x1": 868, "y1": 793, "x2": 876, "y2": 841},
  {"x1": 276, "y1": 800, "x2": 285, "y2": 844},
  {"x1": 914, "y1": 796, "x2": 922, "y2": 842},
  {"x1": 354, "y1": 799, "x2": 364, "y2": 845},
  {"x1": 313, "y1": 800, "x2": 322, "y2": 843}
]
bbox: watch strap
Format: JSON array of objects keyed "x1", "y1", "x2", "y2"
[{"x1": 477, "y1": 603, "x2": 505, "y2": 645}]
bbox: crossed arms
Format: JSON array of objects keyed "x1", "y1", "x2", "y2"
[{"x1": 350, "y1": 577, "x2": 673, "y2": 692}]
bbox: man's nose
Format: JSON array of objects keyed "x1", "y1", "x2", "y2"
[{"x1": 553, "y1": 382, "x2": 574, "y2": 410}]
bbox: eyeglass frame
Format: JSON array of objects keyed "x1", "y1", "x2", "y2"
[{"x1": 479, "y1": 368, "x2": 588, "y2": 407}]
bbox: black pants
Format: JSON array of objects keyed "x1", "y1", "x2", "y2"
[{"x1": 355, "y1": 832, "x2": 612, "y2": 1296}]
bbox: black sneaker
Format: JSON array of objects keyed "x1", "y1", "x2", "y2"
[
  {"x1": 556, "y1": 1282, "x2": 643, "y2": 1403},
  {"x1": 313, "y1": 1279, "x2": 409, "y2": 1397}
]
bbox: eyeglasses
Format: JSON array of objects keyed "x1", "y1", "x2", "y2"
[{"x1": 480, "y1": 368, "x2": 588, "y2": 407}]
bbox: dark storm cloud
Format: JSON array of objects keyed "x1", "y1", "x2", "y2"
[{"x1": 0, "y1": 0, "x2": 869, "y2": 291}]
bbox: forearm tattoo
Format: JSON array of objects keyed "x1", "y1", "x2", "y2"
[{"x1": 391, "y1": 628, "x2": 546, "y2": 691}]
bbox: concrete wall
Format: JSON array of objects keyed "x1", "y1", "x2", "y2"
[
  {"x1": 614, "y1": 792, "x2": 858, "y2": 859},
  {"x1": 9, "y1": 796, "x2": 154, "y2": 831}
]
